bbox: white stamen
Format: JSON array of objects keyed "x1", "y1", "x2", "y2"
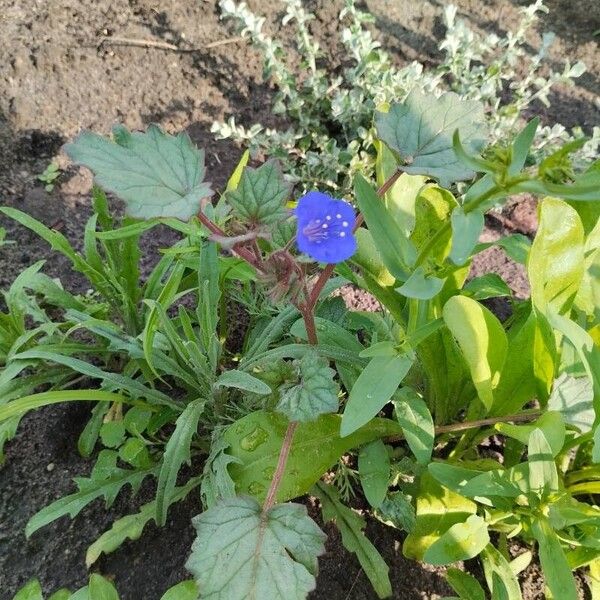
[
  {"x1": 326, "y1": 215, "x2": 332, "y2": 221},
  {"x1": 316, "y1": 219, "x2": 321, "y2": 224},
  {"x1": 336, "y1": 213, "x2": 342, "y2": 219},
  {"x1": 342, "y1": 221, "x2": 349, "y2": 227},
  {"x1": 322, "y1": 223, "x2": 328, "y2": 229},
  {"x1": 340, "y1": 231, "x2": 346, "y2": 237}
]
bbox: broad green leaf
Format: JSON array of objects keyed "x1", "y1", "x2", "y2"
[
  {"x1": 528, "y1": 197, "x2": 585, "y2": 314},
  {"x1": 13, "y1": 580, "x2": 43, "y2": 600},
  {"x1": 314, "y1": 482, "x2": 392, "y2": 599},
  {"x1": 186, "y1": 497, "x2": 326, "y2": 600},
  {"x1": 226, "y1": 160, "x2": 290, "y2": 224},
  {"x1": 48, "y1": 591, "x2": 71, "y2": 600},
  {"x1": 276, "y1": 349, "x2": 339, "y2": 422},
  {"x1": 341, "y1": 354, "x2": 413, "y2": 436},
  {"x1": 375, "y1": 139, "x2": 427, "y2": 236},
  {"x1": 403, "y1": 473, "x2": 476, "y2": 561},
  {"x1": 160, "y1": 581, "x2": 198, "y2": 600},
  {"x1": 496, "y1": 411, "x2": 565, "y2": 457},
  {"x1": 548, "y1": 373, "x2": 594, "y2": 433},
  {"x1": 445, "y1": 567, "x2": 485, "y2": 600},
  {"x1": 224, "y1": 410, "x2": 403, "y2": 503},
  {"x1": 396, "y1": 267, "x2": 445, "y2": 300},
  {"x1": 26, "y1": 450, "x2": 156, "y2": 537},
  {"x1": 443, "y1": 296, "x2": 507, "y2": 412},
  {"x1": 575, "y1": 216, "x2": 600, "y2": 317},
  {"x1": 428, "y1": 462, "x2": 483, "y2": 496},
  {"x1": 156, "y1": 399, "x2": 205, "y2": 526},
  {"x1": 353, "y1": 228, "x2": 395, "y2": 286},
  {"x1": 481, "y1": 544, "x2": 523, "y2": 600},
  {"x1": 375, "y1": 89, "x2": 486, "y2": 187},
  {"x1": 354, "y1": 173, "x2": 415, "y2": 281},
  {"x1": 99, "y1": 421, "x2": 126, "y2": 449},
  {"x1": 423, "y1": 515, "x2": 489, "y2": 565},
  {"x1": 449, "y1": 207, "x2": 484, "y2": 266},
  {"x1": 358, "y1": 440, "x2": 390, "y2": 508},
  {"x1": 528, "y1": 428, "x2": 558, "y2": 498},
  {"x1": 532, "y1": 517, "x2": 578, "y2": 600},
  {"x1": 410, "y1": 184, "x2": 457, "y2": 264},
  {"x1": 64, "y1": 125, "x2": 212, "y2": 220},
  {"x1": 393, "y1": 389, "x2": 434, "y2": 464},
  {"x1": 88, "y1": 574, "x2": 119, "y2": 600},
  {"x1": 215, "y1": 370, "x2": 272, "y2": 395},
  {"x1": 86, "y1": 477, "x2": 200, "y2": 566},
  {"x1": 376, "y1": 491, "x2": 416, "y2": 532},
  {"x1": 464, "y1": 273, "x2": 512, "y2": 300},
  {"x1": 475, "y1": 233, "x2": 532, "y2": 265},
  {"x1": 78, "y1": 403, "x2": 109, "y2": 458}
]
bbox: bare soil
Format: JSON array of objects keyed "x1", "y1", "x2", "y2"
[{"x1": 0, "y1": 0, "x2": 598, "y2": 598}]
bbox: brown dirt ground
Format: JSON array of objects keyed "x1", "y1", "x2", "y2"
[{"x1": 0, "y1": 0, "x2": 598, "y2": 598}]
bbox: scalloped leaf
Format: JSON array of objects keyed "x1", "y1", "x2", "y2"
[
  {"x1": 64, "y1": 125, "x2": 213, "y2": 220},
  {"x1": 375, "y1": 90, "x2": 486, "y2": 187},
  {"x1": 186, "y1": 496, "x2": 326, "y2": 600}
]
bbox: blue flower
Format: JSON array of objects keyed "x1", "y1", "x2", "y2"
[{"x1": 295, "y1": 191, "x2": 357, "y2": 263}]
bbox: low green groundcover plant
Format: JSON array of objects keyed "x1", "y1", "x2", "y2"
[{"x1": 2, "y1": 14, "x2": 600, "y2": 600}]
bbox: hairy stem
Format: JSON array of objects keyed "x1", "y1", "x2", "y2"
[{"x1": 263, "y1": 421, "x2": 299, "y2": 510}]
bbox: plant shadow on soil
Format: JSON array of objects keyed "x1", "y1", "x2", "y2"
[{"x1": 0, "y1": 0, "x2": 598, "y2": 597}]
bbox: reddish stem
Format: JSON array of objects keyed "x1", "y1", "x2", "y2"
[{"x1": 263, "y1": 421, "x2": 299, "y2": 510}]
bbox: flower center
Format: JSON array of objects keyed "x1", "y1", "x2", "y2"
[
  {"x1": 302, "y1": 220, "x2": 330, "y2": 243},
  {"x1": 302, "y1": 214, "x2": 351, "y2": 244}
]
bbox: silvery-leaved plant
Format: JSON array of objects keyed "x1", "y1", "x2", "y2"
[{"x1": 213, "y1": 0, "x2": 596, "y2": 194}]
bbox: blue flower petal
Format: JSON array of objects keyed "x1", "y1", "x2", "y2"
[{"x1": 295, "y1": 192, "x2": 356, "y2": 263}]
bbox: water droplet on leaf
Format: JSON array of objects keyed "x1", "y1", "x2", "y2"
[{"x1": 240, "y1": 426, "x2": 269, "y2": 451}]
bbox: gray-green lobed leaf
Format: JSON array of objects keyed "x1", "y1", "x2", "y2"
[
  {"x1": 226, "y1": 160, "x2": 290, "y2": 225},
  {"x1": 375, "y1": 89, "x2": 487, "y2": 187},
  {"x1": 276, "y1": 349, "x2": 339, "y2": 422},
  {"x1": 64, "y1": 124, "x2": 213, "y2": 220},
  {"x1": 186, "y1": 496, "x2": 326, "y2": 600}
]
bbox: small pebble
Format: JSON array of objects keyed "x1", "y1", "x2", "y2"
[{"x1": 46, "y1": 462, "x2": 55, "y2": 472}]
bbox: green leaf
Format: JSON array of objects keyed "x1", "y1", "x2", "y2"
[
  {"x1": 358, "y1": 440, "x2": 390, "y2": 508},
  {"x1": 443, "y1": 296, "x2": 507, "y2": 412},
  {"x1": 532, "y1": 517, "x2": 578, "y2": 600},
  {"x1": 508, "y1": 117, "x2": 539, "y2": 176},
  {"x1": 156, "y1": 399, "x2": 204, "y2": 526},
  {"x1": 528, "y1": 428, "x2": 558, "y2": 498},
  {"x1": 375, "y1": 491, "x2": 416, "y2": 532},
  {"x1": 186, "y1": 497, "x2": 326, "y2": 600},
  {"x1": 528, "y1": 197, "x2": 585, "y2": 315},
  {"x1": 200, "y1": 431, "x2": 240, "y2": 509},
  {"x1": 446, "y1": 568, "x2": 485, "y2": 600},
  {"x1": 226, "y1": 149, "x2": 250, "y2": 192},
  {"x1": 547, "y1": 373, "x2": 594, "y2": 433},
  {"x1": 48, "y1": 591, "x2": 71, "y2": 600},
  {"x1": 160, "y1": 581, "x2": 198, "y2": 600},
  {"x1": 226, "y1": 160, "x2": 290, "y2": 224},
  {"x1": 88, "y1": 574, "x2": 119, "y2": 600},
  {"x1": 403, "y1": 473, "x2": 476, "y2": 561},
  {"x1": 464, "y1": 273, "x2": 512, "y2": 300},
  {"x1": 450, "y1": 208, "x2": 484, "y2": 266},
  {"x1": 215, "y1": 370, "x2": 272, "y2": 395},
  {"x1": 0, "y1": 390, "x2": 136, "y2": 423},
  {"x1": 354, "y1": 173, "x2": 415, "y2": 281},
  {"x1": 64, "y1": 125, "x2": 212, "y2": 220},
  {"x1": 353, "y1": 228, "x2": 395, "y2": 286},
  {"x1": 396, "y1": 267, "x2": 445, "y2": 300},
  {"x1": 496, "y1": 411, "x2": 565, "y2": 457},
  {"x1": 276, "y1": 349, "x2": 339, "y2": 422},
  {"x1": 314, "y1": 482, "x2": 392, "y2": 599},
  {"x1": 423, "y1": 515, "x2": 489, "y2": 565},
  {"x1": 99, "y1": 421, "x2": 126, "y2": 449},
  {"x1": 393, "y1": 389, "x2": 434, "y2": 464},
  {"x1": 481, "y1": 544, "x2": 523, "y2": 600},
  {"x1": 86, "y1": 477, "x2": 200, "y2": 566},
  {"x1": 375, "y1": 89, "x2": 487, "y2": 187},
  {"x1": 13, "y1": 580, "x2": 43, "y2": 600},
  {"x1": 26, "y1": 450, "x2": 156, "y2": 537},
  {"x1": 224, "y1": 410, "x2": 403, "y2": 503},
  {"x1": 341, "y1": 354, "x2": 413, "y2": 437}
]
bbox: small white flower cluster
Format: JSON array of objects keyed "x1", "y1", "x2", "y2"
[{"x1": 212, "y1": 0, "x2": 596, "y2": 193}]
